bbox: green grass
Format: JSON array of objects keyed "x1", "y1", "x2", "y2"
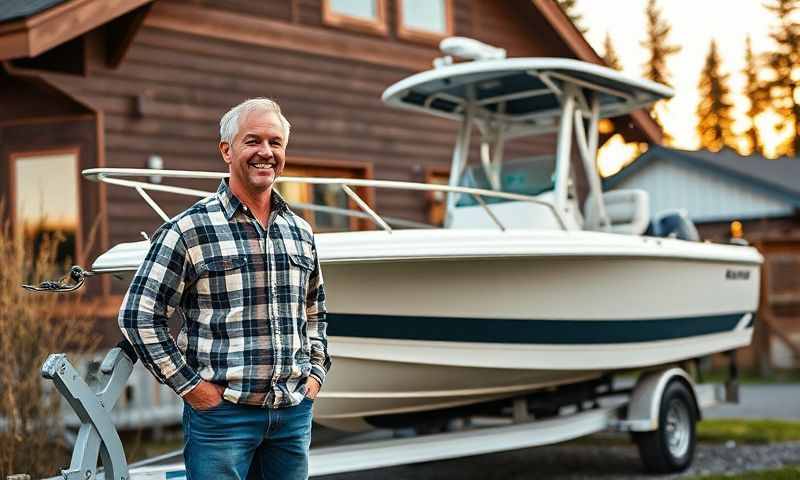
[
  {"x1": 698, "y1": 419, "x2": 800, "y2": 444},
  {"x1": 688, "y1": 466, "x2": 800, "y2": 479}
]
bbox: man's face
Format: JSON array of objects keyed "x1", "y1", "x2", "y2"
[{"x1": 220, "y1": 110, "x2": 286, "y2": 194}]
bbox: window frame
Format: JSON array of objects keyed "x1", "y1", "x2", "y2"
[
  {"x1": 8, "y1": 146, "x2": 84, "y2": 266},
  {"x1": 322, "y1": 0, "x2": 389, "y2": 37},
  {"x1": 281, "y1": 156, "x2": 375, "y2": 232},
  {"x1": 396, "y1": 0, "x2": 453, "y2": 45},
  {"x1": 424, "y1": 166, "x2": 450, "y2": 226}
]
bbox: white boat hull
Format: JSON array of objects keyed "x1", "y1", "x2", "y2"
[{"x1": 312, "y1": 230, "x2": 760, "y2": 431}]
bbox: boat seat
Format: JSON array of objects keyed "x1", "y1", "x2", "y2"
[
  {"x1": 651, "y1": 209, "x2": 700, "y2": 241},
  {"x1": 584, "y1": 189, "x2": 650, "y2": 235}
]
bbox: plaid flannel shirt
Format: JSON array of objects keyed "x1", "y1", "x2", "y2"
[{"x1": 118, "y1": 179, "x2": 329, "y2": 408}]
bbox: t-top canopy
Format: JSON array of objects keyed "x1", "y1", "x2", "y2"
[{"x1": 382, "y1": 58, "x2": 673, "y2": 124}]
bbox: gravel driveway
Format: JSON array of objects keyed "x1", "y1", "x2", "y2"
[{"x1": 319, "y1": 439, "x2": 800, "y2": 479}]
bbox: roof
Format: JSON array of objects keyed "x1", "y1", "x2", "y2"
[
  {"x1": 0, "y1": 0, "x2": 66, "y2": 23},
  {"x1": 606, "y1": 145, "x2": 800, "y2": 207},
  {"x1": 382, "y1": 57, "x2": 672, "y2": 123},
  {"x1": 0, "y1": 0, "x2": 153, "y2": 60}
]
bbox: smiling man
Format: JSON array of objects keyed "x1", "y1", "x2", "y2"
[{"x1": 118, "y1": 98, "x2": 329, "y2": 480}]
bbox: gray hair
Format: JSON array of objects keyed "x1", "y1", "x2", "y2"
[{"x1": 219, "y1": 98, "x2": 291, "y2": 145}]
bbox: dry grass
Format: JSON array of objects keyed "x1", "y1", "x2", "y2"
[{"x1": 0, "y1": 217, "x2": 99, "y2": 478}]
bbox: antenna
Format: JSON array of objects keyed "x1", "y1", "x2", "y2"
[{"x1": 439, "y1": 37, "x2": 506, "y2": 61}]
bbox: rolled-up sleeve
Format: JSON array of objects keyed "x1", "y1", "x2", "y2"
[
  {"x1": 118, "y1": 222, "x2": 200, "y2": 396},
  {"x1": 306, "y1": 239, "x2": 330, "y2": 385}
]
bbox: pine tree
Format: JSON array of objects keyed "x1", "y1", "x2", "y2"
[
  {"x1": 743, "y1": 36, "x2": 768, "y2": 155},
  {"x1": 640, "y1": 0, "x2": 681, "y2": 145},
  {"x1": 762, "y1": 0, "x2": 800, "y2": 156},
  {"x1": 603, "y1": 32, "x2": 622, "y2": 70},
  {"x1": 557, "y1": 0, "x2": 587, "y2": 34},
  {"x1": 641, "y1": 0, "x2": 681, "y2": 87},
  {"x1": 696, "y1": 40, "x2": 737, "y2": 152}
]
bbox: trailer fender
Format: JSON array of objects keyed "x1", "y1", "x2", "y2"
[{"x1": 619, "y1": 368, "x2": 700, "y2": 432}]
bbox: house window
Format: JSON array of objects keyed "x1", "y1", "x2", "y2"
[
  {"x1": 276, "y1": 160, "x2": 373, "y2": 232},
  {"x1": 397, "y1": 0, "x2": 452, "y2": 44},
  {"x1": 425, "y1": 167, "x2": 450, "y2": 226},
  {"x1": 323, "y1": 0, "x2": 388, "y2": 36},
  {"x1": 12, "y1": 150, "x2": 81, "y2": 266}
]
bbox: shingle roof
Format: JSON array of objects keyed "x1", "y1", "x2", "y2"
[
  {"x1": 606, "y1": 146, "x2": 800, "y2": 205},
  {"x1": 0, "y1": 0, "x2": 67, "y2": 23}
]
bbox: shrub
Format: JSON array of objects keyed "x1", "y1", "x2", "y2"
[{"x1": 0, "y1": 218, "x2": 99, "y2": 478}]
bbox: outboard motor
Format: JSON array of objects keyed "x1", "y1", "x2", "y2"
[{"x1": 652, "y1": 209, "x2": 700, "y2": 241}]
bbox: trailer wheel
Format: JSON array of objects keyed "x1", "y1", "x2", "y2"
[{"x1": 633, "y1": 380, "x2": 697, "y2": 473}]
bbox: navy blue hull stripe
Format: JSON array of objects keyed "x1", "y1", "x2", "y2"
[{"x1": 326, "y1": 312, "x2": 754, "y2": 344}]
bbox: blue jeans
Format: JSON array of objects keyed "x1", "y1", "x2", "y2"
[{"x1": 183, "y1": 397, "x2": 314, "y2": 480}]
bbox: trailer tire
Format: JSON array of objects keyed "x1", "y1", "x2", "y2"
[{"x1": 633, "y1": 380, "x2": 697, "y2": 473}]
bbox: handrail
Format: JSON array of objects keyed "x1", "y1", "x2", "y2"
[{"x1": 82, "y1": 168, "x2": 568, "y2": 231}]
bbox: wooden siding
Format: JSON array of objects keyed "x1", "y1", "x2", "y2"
[
  {"x1": 699, "y1": 217, "x2": 800, "y2": 244},
  {"x1": 181, "y1": 0, "x2": 294, "y2": 22},
  {"x1": 178, "y1": 0, "x2": 473, "y2": 39},
  {"x1": 0, "y1": 73, "x2": 88, "y2": 122},
  {"x1": 471, "y1": 0, "x2": 573, "y2": 58},
  {"x1": 43, "y1": 30, "x2": 553, "y2": 240}
]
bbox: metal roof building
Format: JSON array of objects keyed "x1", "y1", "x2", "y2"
[{"x1": 605, "y1": 145, "x2": 800, "y2": 224}]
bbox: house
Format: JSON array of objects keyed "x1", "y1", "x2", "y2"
[
  {"x1": 0, "y1": 0, "x2": 661, "y2": 337},
  {"x1": 606, "y1": 145, "x2": 800, "y2": 368}
]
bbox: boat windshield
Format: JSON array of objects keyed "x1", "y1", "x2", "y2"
[{"x1": 456, "y1": 155, "x2": 555, "y2": 206}]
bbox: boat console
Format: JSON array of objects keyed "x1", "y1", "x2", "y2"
[{"x1": 383, "y1": 38, "x2": 674, "y2": 234}]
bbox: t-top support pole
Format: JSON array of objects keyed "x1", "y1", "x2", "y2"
[
  {"x1": 553, "y1": 86, "x2": 576, "y2": 216},
  {"x1": 444, "y1": 91, "x2": 476, "y2": 228}
]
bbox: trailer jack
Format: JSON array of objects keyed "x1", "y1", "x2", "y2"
[{"x1": 41, "y1": 342, "x2": 138, "y2": 480}]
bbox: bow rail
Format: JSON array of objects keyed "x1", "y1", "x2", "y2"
[{"x1": 82, "y1": 168, "x2": 568, "y2": 232}]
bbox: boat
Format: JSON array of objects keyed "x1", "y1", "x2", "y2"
[{"x1": 47, "y1": 37, "x2": 761, "y2": 433}]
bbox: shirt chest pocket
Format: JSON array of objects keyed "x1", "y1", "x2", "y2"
[
  {"x1": 195, "y1": 256, "x2": 247, "y2": 307},
  {"x1": 277, "y1": 249, "x2": 314, "y2": 307},
  {"x1": 284, "y1": 253, "x2": 314, "y2": 304}
]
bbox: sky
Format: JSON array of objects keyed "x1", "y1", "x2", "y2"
[{"x1": 574, "y1": 0, "x2": 794, "y2": 175}]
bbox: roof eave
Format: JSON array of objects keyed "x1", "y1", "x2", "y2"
[{"x1": 0, "y1": 0, "x2": 155, "y2": 61}]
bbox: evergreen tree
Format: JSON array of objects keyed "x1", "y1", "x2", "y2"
[
  {"x1": 640, "y1": 0, "x2": 681, "y2": 145},
  {"x1": 696, "y1": 40, "x2": 737, "y2": 152},
  {"x1": 557, "y1": 0, "x2": 587, "y2": 34},
  {"x1": 743, "y1": 36, "x2": 768, "y2": 155},
  {"x1": 762, "y1": 0, "x2": 800, "y2": 157},
  {"x1": 641, "y1": 0, "x2": 681, "y2": 87},
  {"x1": 603, "y1": 32, "x2": 622, "y2": 70}
]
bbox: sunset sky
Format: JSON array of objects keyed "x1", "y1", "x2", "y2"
[{"x1": 574, "y1": 0, "x2": 797, "y2": 175}]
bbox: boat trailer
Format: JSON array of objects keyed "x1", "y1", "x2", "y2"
[{"x1": 32, "y1": 343, "x2": 736, "y2": 480}]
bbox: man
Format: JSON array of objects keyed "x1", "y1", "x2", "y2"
[{"x1": 119, "y1": 98, "x2": 329, "y2": 480}]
